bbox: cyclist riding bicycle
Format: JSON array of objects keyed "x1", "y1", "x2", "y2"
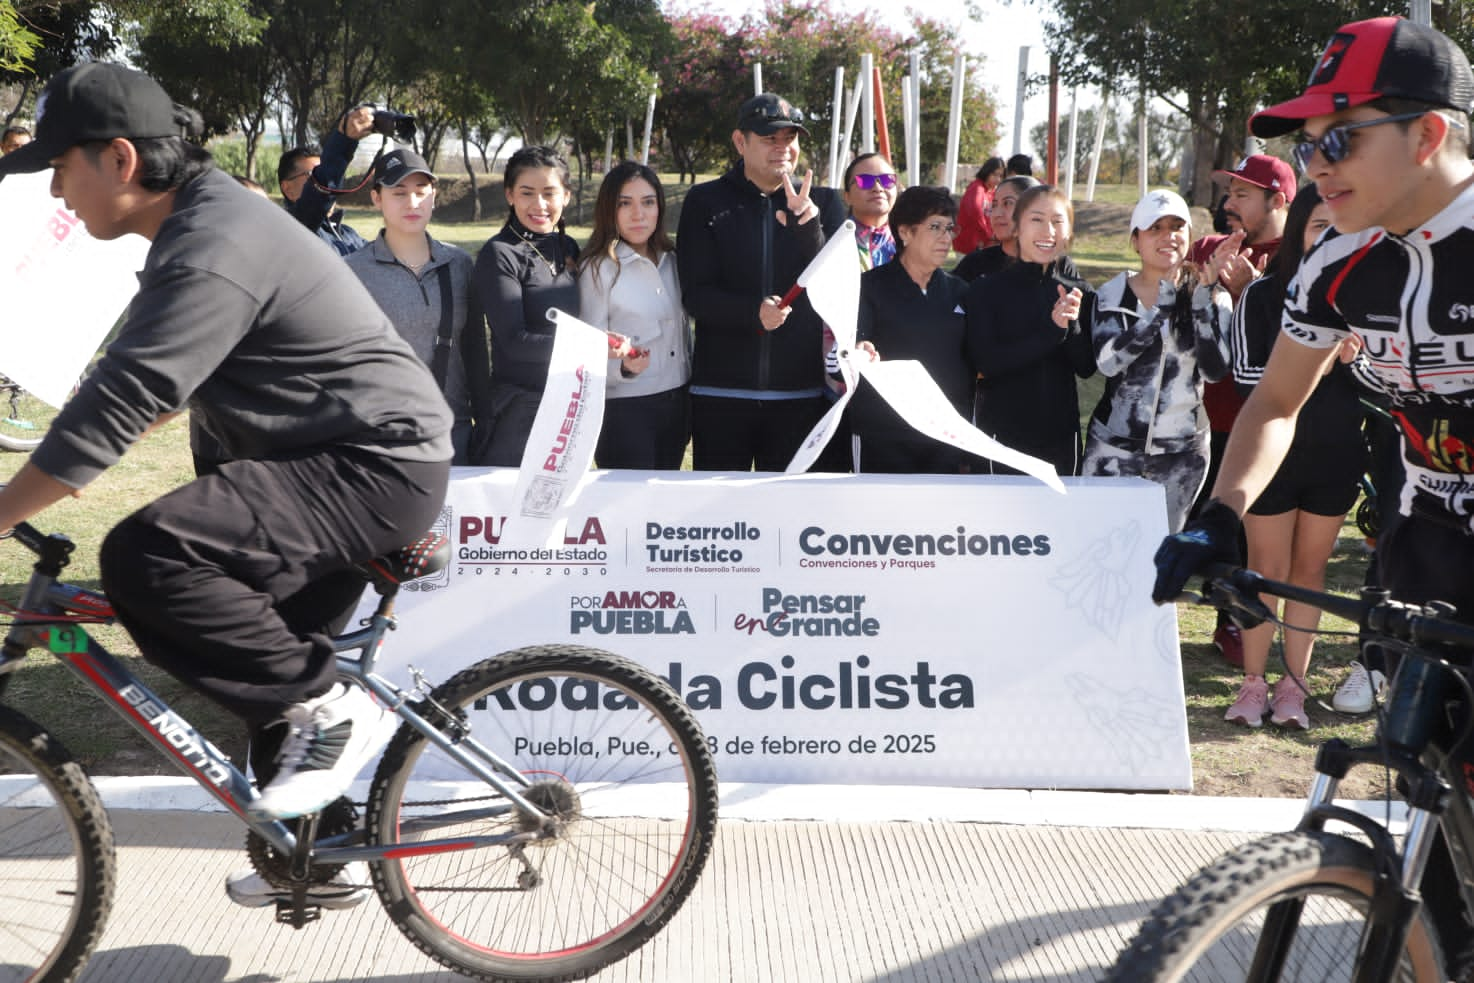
[
  {"x1": 1153, "y1": 15, "x2": 1474, "y2": 950},
  {"x1": 0, "y1": 64, "x2": 452, "y2": 906}
]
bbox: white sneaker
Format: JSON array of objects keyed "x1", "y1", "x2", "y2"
[
  {"x1": 1332, "y1": 663, "x2": 1388, "y2": 714},
  {"x1": 225, "y1": 861, "x2": 371, "y2": 909},
  {"x1": 247, "y1": 683, "x2": 397, "y2": 820}
]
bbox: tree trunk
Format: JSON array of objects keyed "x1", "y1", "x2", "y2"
[{"x1": 461, "y1": 121, "x2": 481, "y2": 223}]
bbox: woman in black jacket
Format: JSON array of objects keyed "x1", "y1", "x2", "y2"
[
  {"x1": 965, "y1": 184, "x2": 1095, "y2": 476},
  {"x1": 465, "y1": 145, "x2": 580, "y2": 466}
]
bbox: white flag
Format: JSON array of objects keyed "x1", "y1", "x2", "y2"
[
  {"x1": 501, "y1": 309, "x2": 610, "y2": 547},
  {"x1": 0, "y1": 171, "x2": 148, "y2": 406},
  {"x1": 800, "y1": 218, "x2": 860, "y2": 355}
]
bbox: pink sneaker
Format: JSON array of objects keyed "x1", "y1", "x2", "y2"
[
  {"x1": 1225, "y1": 675, "x2": 1269, "y2": 727},
  {"x1": 1270, "y1": 676, "x2": 1310, "y2": 730}
]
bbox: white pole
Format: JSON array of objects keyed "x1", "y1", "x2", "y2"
[
  {"x1": 1137, "y1": 84, "x2": 1148, "y2": 199},
  {"x1": 1064, "y1": 88, "x2": 1079, "y2": 199},
  {"x1": 909, "y1": 49, "x2": 922, "y2": 182},
  {"x1": 639, "y1": 89, "x2": 656, "y2": 167},
  {"x1": 1086, "y1": 88, "x2": 1109, "y2": 202},
  {"x1": 901, "y1": 75, "x2": 915, "y2": 186},
  {"x1": 841, "y1": 73, "x2": 865, "y2": 169},
  {"x1": 625, "y1": 119, "x2": 634, "y2": 159},
  {"x1": 828, "y1": 67, "x2": 845, "y2": 188},
  {"x1": 944, "y1": 51, "x2": 965, "y2": 193},
  {"x1": 604, "y1": 127, "x2": 614, "y2": 172},
  {"x1": 1012, "y1": 46, "x2": 1030, "y2": 156},
  {"x1": 754, "y1": 63, "x2": 763, "y2": 96},
  {"x1": 860, "y1": 52, "x2": 875, "y2": 154},
  {"x1": 1410, "y1": 0, "x2": 1432, "y2": 25}
]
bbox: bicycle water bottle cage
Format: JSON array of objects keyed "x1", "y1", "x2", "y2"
[{"x1": 359, "y1": 533, "x2": 451, "y2": 595}]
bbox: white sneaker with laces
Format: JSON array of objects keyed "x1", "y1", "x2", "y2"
[
  {"x1": 247, "y1": 683, "x2": 397, "y2": 820},
  {"x1": 1332, "y1": 663, "x2": 1388, "y2": 714},
  {"x1": 225, "y1": 861, "x2": 371, "y2": 909}
]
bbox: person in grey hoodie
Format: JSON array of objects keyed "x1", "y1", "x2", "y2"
[{"x1": 346, "y1": 148, "x2": 477, "y2": 462}]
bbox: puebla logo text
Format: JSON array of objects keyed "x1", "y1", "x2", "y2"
[{"x1": 570, "y1": 590, "x2": 695, "y2": 635}]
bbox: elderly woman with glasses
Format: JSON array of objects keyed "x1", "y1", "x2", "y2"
[{"x1": 846, "y1": 185, "x2": 973, "y2": 473}]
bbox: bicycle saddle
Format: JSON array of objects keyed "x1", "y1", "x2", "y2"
[{"x1": 360, "y1": 533, "x2": 451, "y2": 594}]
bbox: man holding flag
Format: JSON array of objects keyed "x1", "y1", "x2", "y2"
[{"x1": 677, "y1": 92, "x2": 846, "y2": 472}]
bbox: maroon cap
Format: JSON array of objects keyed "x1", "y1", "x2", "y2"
[
  {"x1": 1251, "y1": 17, "x2": 1474, "y2": 138},
  {"x1": 1212, "y1": 154, "x2": 1297, "y2": 199}
]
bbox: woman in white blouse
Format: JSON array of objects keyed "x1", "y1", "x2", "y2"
[{"x1": 578, "y1": 161, "x2": 691, "y2": 469}]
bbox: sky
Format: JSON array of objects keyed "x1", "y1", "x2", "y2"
[{"x1": 683, "y1": 0, "x2": 1059, "y2": 156}]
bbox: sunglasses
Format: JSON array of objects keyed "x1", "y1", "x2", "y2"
[
  {"x1": 1292, "y1": 112, "x2": 1427, "y2": 173},
  {"x1": 851, "y1": 172, "x2": 897, "y2": 190}
]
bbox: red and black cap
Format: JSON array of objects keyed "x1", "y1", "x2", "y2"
[
  {"x1": 1251, "y1": 17, "x2": 1474, "y2": 138},
  {"x1": 0, "y1": 62, "x2": 182, "y2": 176}
]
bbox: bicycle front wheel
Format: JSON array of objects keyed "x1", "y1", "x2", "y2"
[
  {"x1": 0, "y1": 384, "x2": 55, "y2": 452},
  {"x1": 366, "y1": 645, "x2": 718, "y2": 982},
  {"x1": 1106, "y1": 830, "x2": 1445, "y2": 982},
  {"x1": 0, "y1": 705, "x2": 115, "y2": 983}
]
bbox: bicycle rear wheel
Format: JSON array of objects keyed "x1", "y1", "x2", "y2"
[
  {"x1": 366, "y1": 645, "x2": 718, "y2": 982},
  {"x1": 0, "y1": 705, "x2": 115, "y2": 983},
  {"x1": 1105, "y1": 830, "x2": 1445, "y2": 982},
  {"x1": 0, "y1": 382, "x2": 55, "y2": 452}
]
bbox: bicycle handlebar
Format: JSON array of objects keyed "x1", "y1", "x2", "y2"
[{"x1": 1196, "y1": 563, "x2": 1474, "y2": 653}]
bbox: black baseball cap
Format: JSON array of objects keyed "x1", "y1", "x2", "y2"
[
  {"x1": 375, "y1": 148, "x2": 434, "y2": 187},
  {"x1": 0, "y1": 62, "x2": 181, "y2": 176},
  {"x1": 736, "y1": 93, "x2": 810, "y2": 137},
  {"x1": 1251, "y1": 17, "x2": 1474, "y2": 138}
]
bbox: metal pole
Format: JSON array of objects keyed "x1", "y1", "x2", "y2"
[
  {"x1": 639, "y1": 89, "x2": 656, "y2": 167},
  {"x1": 1137, "y1": 83, "x2": 1148, "y2": 199},
  {"x1": 944, "y1": 51, "x2": 965, "y2": 193},
  {"x1": 841, "y1": 74, "x2": 865, "y2": 168},
  {"x1": 909, "y1": 49, "x2": 922, "y2": 183},
  {"x1": 860, "y1": 53, "x2": 875, "y2": 154},
  {"x1": 1086, "y1": 86, "x2": 1109, "y2": 202},
  {"x1": 901, "y1": 75, "x2": 915, "y2": 186},
  {"x1": 1046, "y1": 54, "x2": 1059, "y2": 185},
  {"x1": 828, "y1": 67, "x2": 845, "y2": 188},
  {"x1": 1064, "y1": 89, "x2": 1079, "y2": 199},
  {"x1": 1012, "y1": 47, "x2": 1030, "y2": 156},
  {"x1": 754, "y1": 63, "x2": 763, "y2": 96},
  {"x1": 1410, "y1": 0, "x2": 1432, "y2": 25},
  {"x1": 604, "y1": 127, "x2": 613, "y2": 172}
]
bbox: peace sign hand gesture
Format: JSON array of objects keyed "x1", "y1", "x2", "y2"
[{"x1": 775, "y1": 169, "x2": 819, "y2": 226}]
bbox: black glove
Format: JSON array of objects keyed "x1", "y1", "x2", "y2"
[{"x1": 1151, "y1": 499, "x2": 1242, "y2": 603}]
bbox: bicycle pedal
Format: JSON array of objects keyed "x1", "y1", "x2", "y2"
[{"x1": 273, "y1": 898, "x2": 322, "y2": 928}]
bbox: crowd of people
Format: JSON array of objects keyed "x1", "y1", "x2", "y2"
[{"x1": 2, "y1": 10, "x2": 1468, "y2": 909}]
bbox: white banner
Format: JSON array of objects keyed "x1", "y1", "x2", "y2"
[
  {"x1": 380, "y1": 470, "x2": 1191, "y2": 791},
  {"x1": 500, "y1": 308, "x2": 609, "y2": 548},
  {"x1": 0, "y1": 171, "x2": 148, "y2": 405}
]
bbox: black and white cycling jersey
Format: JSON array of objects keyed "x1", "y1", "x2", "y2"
[{"x1": 1285, "y1": 182, "x2": 1474, "y2": 530}]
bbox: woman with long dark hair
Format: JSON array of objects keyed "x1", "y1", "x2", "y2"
[
  {"x1": 1224, "y1": 184, "x2": 1367, "y2": 729},
  {"x1": 578, "y1": 161, "x2": 691, "y2": 469},
  {"x1": 953, "y1": 156, "x2": 1005, "y2": 255},
  {"x1": 464, "y1": 145, "x2": 580, "y2": 465}
]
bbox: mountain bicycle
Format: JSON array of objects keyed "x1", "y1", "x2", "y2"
[
  {"x1": 1106, "y1": 563, "x2": 1474, "y2": 982},
  {"x1": 0, "y1": 520, "x2": 719, "y2": 983},
  {"x1": 0, "y1": 375, "x2": 52, "y2": 452}
]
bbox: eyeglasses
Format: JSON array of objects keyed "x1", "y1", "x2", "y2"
[
  {"x1": 851, "y1": 172, "x2": 897, "y2": 191},
  {"x1": 921, "y1": 221, "x2": 957, "y2": 236},
  {"x1": 284, "y1": 170, "x2": 313, "y2": 182},
  {"x1": 1292, "y1": 112, "x2": 1427, "y2": 173}
]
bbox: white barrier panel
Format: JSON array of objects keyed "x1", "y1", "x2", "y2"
[{"x1": 381, "y1": 470, "x2": 1191, "y2": 791}]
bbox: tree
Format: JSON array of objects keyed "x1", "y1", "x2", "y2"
[
  {"x1": 1038, "y1": 0, "x2": 1403, "y2": 203},
  {"x1": 655, "y1": 10, "x2": 756, "y2": 184},
  {"x1": 1031, "y1": 99, "x2": 1185, "y2": 187}
]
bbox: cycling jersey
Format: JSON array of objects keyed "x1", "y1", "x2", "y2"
[{"x1": 1285, "y1": 181, "x2": 1474, "y2": 531}]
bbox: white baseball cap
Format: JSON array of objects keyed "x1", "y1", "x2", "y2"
[{"x1": 1130, "y1": 189, "x2": 1191, "y2": 234}]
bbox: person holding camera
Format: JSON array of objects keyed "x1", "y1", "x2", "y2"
[
  {"x1": 345, "y1": 149, "x2": 477, "y2": 463},
  {"x1": 277, "y1": 104, "x2": 373, "y2": 256}
]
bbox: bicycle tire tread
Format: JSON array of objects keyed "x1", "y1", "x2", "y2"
[
  {"x1": 1105, "y1": 830, "x2": 1444, "y2": 982},
  {"x1": 366, "y1": 644, "x2": 718, "y2": 982},
  {"x1": 0, "y1": 704, "x2": 116, "y2": 983}
]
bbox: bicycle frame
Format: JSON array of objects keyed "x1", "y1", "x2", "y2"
[
  {"x1": 0, "y1": 523, "x2": 556, "y2": 870},
  {"x1": 1202, "y1": 566, "x2": 1474, "y2": 982}
]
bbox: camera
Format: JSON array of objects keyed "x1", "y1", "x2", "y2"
[{"x1": 371, "y1": 108, "x2": 416, "y2": 141}]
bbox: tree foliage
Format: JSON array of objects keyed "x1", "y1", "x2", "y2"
[{"x1": 1037, "y1": 0, "x2": 1405, "y2": 202}]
